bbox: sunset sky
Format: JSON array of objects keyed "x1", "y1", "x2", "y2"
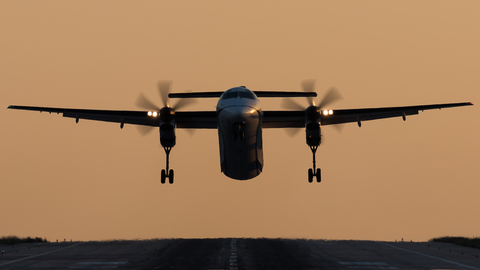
[{"x1": 1, "y1": 1, "x2": 478, "y2": 242}]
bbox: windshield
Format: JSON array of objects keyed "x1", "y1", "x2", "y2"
[
  {"x1": 223, "y1": 91, "x2": 238, "y2": 99},
  {"x1": 221, "y1": 90, "x2": 257, "y2": 100},
  {"x1": 239, "y1": 91, "x2": 256, "y2": 99}
]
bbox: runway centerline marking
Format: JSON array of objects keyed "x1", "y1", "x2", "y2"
[
  {"x1": 0, "y1": 242, "x2": 82, "y2": 267},
  {"x1": 380, "y1": 242, "x2": 480, "y2": 270},
  {"x1": 339, "y1": 262, "x2": 389, "y2": 265},
  {"x1": 229, "y1": 238, "x2": 238, "y2": 270}
]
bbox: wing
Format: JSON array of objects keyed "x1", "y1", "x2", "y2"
[
  {"x1": 262, "y1": 102, "x2": 473, "y2": 128},
  {"x1": 7, "y1": 105, "x2": 218, "y2": 129},
  {"x1": 175, "y1": 111, "x2": 217, "y2": 129}
]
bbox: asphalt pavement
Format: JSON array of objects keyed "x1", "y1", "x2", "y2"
[{"x1": 1, "y1": 238, "x2": 479, "y2": 269}]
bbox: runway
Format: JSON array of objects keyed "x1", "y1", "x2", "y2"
[{"x1": 1, "y1": 238, "x2": 479, "y2": 269}]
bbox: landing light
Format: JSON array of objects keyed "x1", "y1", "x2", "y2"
[
  {"x1": 152, "y1": 111, "x2": 158, "y2": 117},
  {"x1": 323, "y1": 110, "x2": 333, "y2": 115},
  {"x1": 148, "y1": 111, "x2": 152, "y2": 116}
]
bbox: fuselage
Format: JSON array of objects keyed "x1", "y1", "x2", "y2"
[{"x1": 216, "y1": 87, "x2": 263, "y2": 180}]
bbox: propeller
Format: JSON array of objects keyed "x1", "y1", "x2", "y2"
[
  {"x1": 281, "y1": 80, "x2": 344, "y2": 137},
  {"x1": 134, "y1": 80, "x2": 197, "y2": 136}
]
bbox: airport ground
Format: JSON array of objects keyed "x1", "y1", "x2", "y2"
[{"x1": 1, "y1": 238, "x2": 479, "y2": 269}]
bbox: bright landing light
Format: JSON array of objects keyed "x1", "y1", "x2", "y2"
[{"x1": 323, "y1": 110, "x2": 333, "y2": 115}]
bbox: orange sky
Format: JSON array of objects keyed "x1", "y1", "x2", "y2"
[{"x1": 1, "y1": 1, "x2": 478, "y2": 242}]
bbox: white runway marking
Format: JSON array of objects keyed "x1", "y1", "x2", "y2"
[
  {"x1": 338, "y1": 262, "x2": 389, "y2": 265},
  {"x1": 0, "y1": 242, "x2": 82, "y2": 267},
  {"x1": 229, "y1": 238, "x2": 238, "y2": 270},
  {"x1": 380, "y1": 242, "x2": 480, "y2": 270}
]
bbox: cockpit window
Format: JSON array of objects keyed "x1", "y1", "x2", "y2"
[
  {"x1": 223, "y1": 91, "x2": 238, "y2": 99},
  {"x1": 221, "y1": 89, "x2": 258, "y2": 100},
  {"x1": 238, "y1": 91, "x2": 256, "y2": 99}
]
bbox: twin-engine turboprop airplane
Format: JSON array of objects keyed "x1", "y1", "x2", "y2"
[{"x1": 8, "y1": 80, "x2": 473, "y2": 183}]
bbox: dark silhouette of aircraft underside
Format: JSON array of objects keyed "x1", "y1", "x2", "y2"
[{"x1": 8, "y1": 80, "x2": 473, "y2": 183}]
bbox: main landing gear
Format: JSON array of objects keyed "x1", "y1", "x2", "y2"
[
  {"x1": 161, "y1": 147, "x2": 174, "y2": 184},
  {"x1": 308, "y1": 145, "x2": 321, "y2": 183}
]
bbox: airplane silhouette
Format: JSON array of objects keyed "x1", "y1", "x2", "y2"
[{"x1": 8, "y1": 80, "x2": 473, "y2": 183}]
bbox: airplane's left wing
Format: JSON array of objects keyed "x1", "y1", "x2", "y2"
[
  {"x1": 262, "y1": 102, "x2": 473, "y2": 128},
  {"x1": 321, "y1": 102, "x2": 473, "y2": 126},
  {"x1": 7, "y1": 105, "x2": 218, "y2": 129}
]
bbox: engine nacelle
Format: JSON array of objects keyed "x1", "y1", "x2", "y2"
[
  {"x1": 160, "y1": 122, "x2": 175, "y2": 148},
  {"x1": 159, "y1": 107, "x2": 176, "y2": 148},
  {"x1": 306, "y1": 122, "x2": 321, "y2": 146},
  {"x1": 305, "y1": 105, "x2": 321, "y2": 147}
]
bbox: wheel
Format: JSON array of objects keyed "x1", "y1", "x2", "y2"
[
  {"x1": 316, "y1": 168, "x2": 321, "y2": 182},
  {"x1": 168, "y1": 169, "x2": 174, "y2": 184},
  {"x1": 161, "y1": 169, "x2": 166, "y2": 184},
  {"x1": 308, "y1": 168, "x2": 313, "y2": 183}
]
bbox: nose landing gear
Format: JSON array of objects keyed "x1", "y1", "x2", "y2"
[
  {"x1": 308, "y1": 145, "x2": 321, "y2": 183},
  {"x1": 161, "y1": 147, "x2": 174, "y2": 184}
]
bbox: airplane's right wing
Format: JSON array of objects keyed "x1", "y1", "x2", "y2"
[{"x1": 7, "y1": 105, "x2": 219, "y2": 130}]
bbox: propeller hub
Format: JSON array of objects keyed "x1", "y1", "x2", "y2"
[
  {"x1": 160, "y1": 106, "x2": 174, "y2": 122},
  {"x1": 305, "y1": 105, "x2": 320, "y2": 121}
]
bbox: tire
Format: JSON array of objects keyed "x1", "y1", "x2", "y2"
[
  {"x1": 316, "y1": 168, "x2": 321, "y2": 182},
  {"x1": 308, "y1": 168, "x2": 313, "y2": 183},
  {"x1": 161, "y1": 169, "x2": 166, "y2": 184},
  {"x1": 169, "y1": 170, "x2": 174, "y2": 184}
]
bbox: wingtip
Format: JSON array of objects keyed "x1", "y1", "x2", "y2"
[{"x1": 7, "y1": 105, "x2": 13, "y2": 109}]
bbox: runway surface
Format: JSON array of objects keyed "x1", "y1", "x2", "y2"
[{"x1": 1, "y1": 238, "x2": 479, "y2": 269}]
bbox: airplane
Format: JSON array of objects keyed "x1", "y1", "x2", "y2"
[{"x1": 7, "y1": 80, "x2": 473, "y2": 184}]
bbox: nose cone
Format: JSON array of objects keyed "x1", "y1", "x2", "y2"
[{"x1": 221, "y1": 106, "x2": 256, "y2": 122}]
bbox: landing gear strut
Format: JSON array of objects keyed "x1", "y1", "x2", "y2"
[
  {"x1": 308, "y1": 145, "x2": 321, "y2": 183},
  {"x1": 161, "y1": 147, "x2": 174, "y2": 184}
]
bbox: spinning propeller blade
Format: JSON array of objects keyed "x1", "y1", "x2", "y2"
[
  {"x1": 280, "y1": 98, "x2": 305, "y2": 111},
  {"x1": 284, "y1": 128, "x2": 302, "y2": 137},
  {"x1": 172, "y1": 94, "x2": 197, "y2": 110},
  {"x1": 158, "y1": 80, "x2": 171, "y2": 108},
  {"x1": 281, "y1": 80, "x2": 345, "y2": 136},
  {"x1": 317, "y1": 87, "x2": 343, "y2": 110},
  {"x1": 136, "y1": 125, "x2": 155, "y2": 136},
  {"x1": 135, "y1": 80, "x2": 196, "y2": 136},
  {"x1": 135, "y1": 93, "x2": 160, "y2": 111},
  {"x1": 301, "y1": 79, "x2": 316, "y2": 106}
]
